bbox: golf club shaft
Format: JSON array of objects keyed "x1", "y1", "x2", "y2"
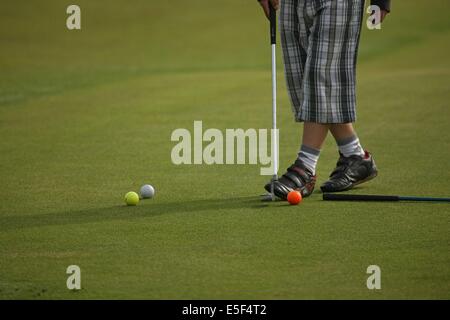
[
  {"x1": 398, "y1": 196, "x2": 450, "y2": 202},
  {"x1": 269, "y1": 3, "x2": 278, "y2": 184},
  {"x1": 323, "y1": 193, "x2": 450, "y2": 202}
]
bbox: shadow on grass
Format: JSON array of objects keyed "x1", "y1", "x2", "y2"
[{"x1": 0, "y1": 196, "x2": 286, "y2": 231}]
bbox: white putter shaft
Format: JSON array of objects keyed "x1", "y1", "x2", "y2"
[
  {"x1": 271, "y1": 42, "x2": 278, "y2": 201},
  {"x1": 261, "y1": 4, "x2": 279, "y2": 202}
]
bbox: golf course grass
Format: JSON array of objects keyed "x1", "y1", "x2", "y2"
[{"x1": 0, "y1": 0, "x2": 449, "y2": 299}]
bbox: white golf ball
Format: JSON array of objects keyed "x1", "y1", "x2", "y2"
[{"x1": 140, "y1": 184, "x2": 155, "y2": 199}]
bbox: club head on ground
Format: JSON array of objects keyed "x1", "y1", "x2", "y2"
[{"x1": 260, "y1": 193, "x2": 281, "y2": 202}]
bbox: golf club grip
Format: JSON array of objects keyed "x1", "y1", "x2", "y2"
[
  {"x1": 269, "y1": 3, "x2": 276, "y2": 45},
  {"x1": 323, "y1": 193, "x2": 400, "y2": 202}
]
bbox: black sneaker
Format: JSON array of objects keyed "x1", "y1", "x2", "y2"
[
  {"x1": 264, "y1": 159, "x2": 317, "y2": 200},
  {"x1": 320, "y1": 151, "x2": 378, "y2": 193}
]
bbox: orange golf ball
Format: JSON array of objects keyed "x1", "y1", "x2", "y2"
[{"x1": 287, "y1": 191, "x2": 302, "y2": 205}]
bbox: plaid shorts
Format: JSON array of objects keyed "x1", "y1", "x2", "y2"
[{"x1": 280, "y1": 0, "x2": 365, "y2": 123}]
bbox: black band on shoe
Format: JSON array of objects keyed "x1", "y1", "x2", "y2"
[
  {"x1": 288, "y1": 165, "x2": 312, "y2": 183},
  {"x1": 284, "y1": 171, "x2": 305, "y2": 189},
  {"x1": 264, "y1": 160, "x2": 317, "y2": 200}
]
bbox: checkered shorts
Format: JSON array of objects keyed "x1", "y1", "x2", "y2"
[{"x1": 280, "y1": 0, "x2": 365, "y2": 123}]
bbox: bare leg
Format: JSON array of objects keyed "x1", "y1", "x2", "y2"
[
  {"x1": 329, "y1": 123, "x2": 356, "y2": 141},
  {"x1": 302, "y1": 122, "x2": 329, "y2": 149}
]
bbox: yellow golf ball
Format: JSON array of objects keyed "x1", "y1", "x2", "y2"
[{"x1": 124, "y1": 191, "x2": 139, "y2": 206}]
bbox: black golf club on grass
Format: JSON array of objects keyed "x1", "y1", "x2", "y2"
[
  {"x1": 261, "y1": 2, "x2": 279, "y2": 202},
  {"x1": 323, "y1": 193, "x2": 450, "y2": 202}
]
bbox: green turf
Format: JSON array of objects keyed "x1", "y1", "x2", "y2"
[{"x1": 0, "y1": 0, "x2": 449, "y2": 299}]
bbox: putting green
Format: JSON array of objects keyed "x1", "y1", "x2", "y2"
[{"x1": 0, "y1": 0, "x2": 449, "y2": 299}]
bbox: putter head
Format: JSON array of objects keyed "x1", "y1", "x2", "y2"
[
  {"x1": 260, "y1": 193, "x2": 274, "y2": 202},
  {"x1": 260, "y1": 176, "x2": 280, "y2": 202},
  {"x1": 260, "y1": 192, "x2": 281, "y2": 202}
]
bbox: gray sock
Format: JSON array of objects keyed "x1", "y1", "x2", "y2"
[
  {"x1": 336, "y1": 135, "x2": 365, "y2": 157},
  {"x1": 298, "y1": 145, "x2": 320, "y2": 174}
]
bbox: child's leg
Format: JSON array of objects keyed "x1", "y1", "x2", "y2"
[
  {"x1": 302, "y1": 122, "x2": 329, "y2": 150},
  {"x1": 298, "y1": 0, "x2": 366, "y2": 124},
  {"x1": 329, "y1": 123, "x2": 365, "y2": 157},
  {"x1": 266, "y1": 0, "x2": 371, "y2": 199},
  {"x1": 298, "y1": 122, "x2": 329, "y2": 174},
  {"x1": 279, "y1": 0, "x2": 310, "y2": 121}
]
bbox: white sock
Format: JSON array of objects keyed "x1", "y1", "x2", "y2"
[
  {"x1": 337, "y1": 135, "x2": 365, "y2": 157},
  {"x1": 298, "y1": 145, "x2": 320, "y2": 175}
]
